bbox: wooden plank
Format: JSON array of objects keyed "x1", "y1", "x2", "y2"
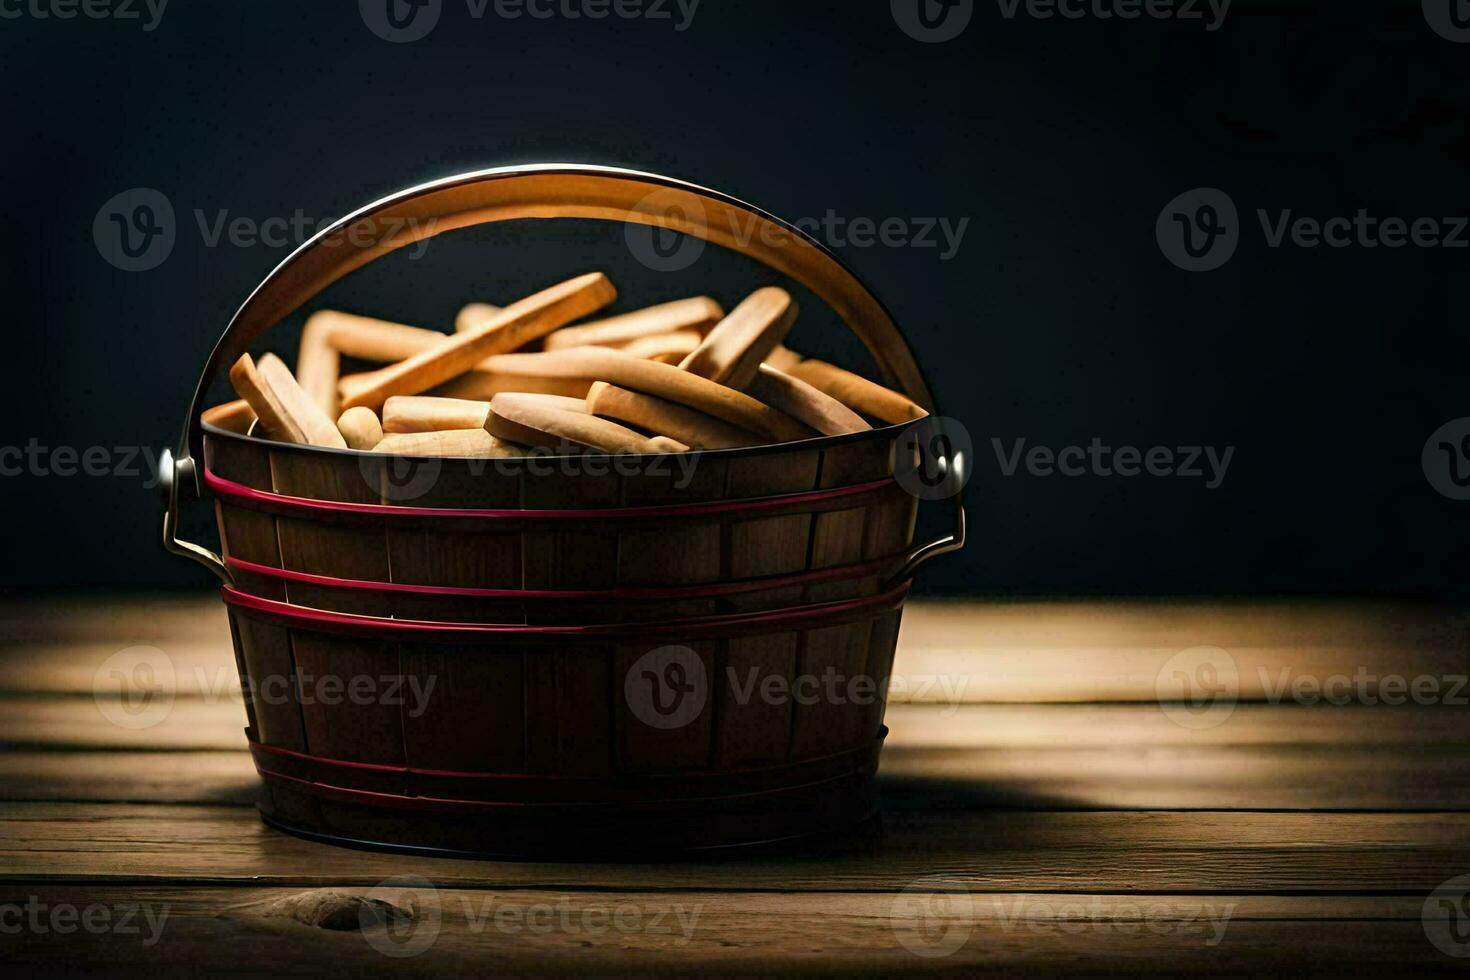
[
  {"x1": 3, "y1": 703, "x2": 1470, "y2": 810},
  {"x1": 5, "y1": 597, "x2": 1467, "y2": 704},
  {"x1": 883, "y1": 702, "x2": 1470, "y2": 749},
  {"x1": 2, "y1": 804, "x2": 1466, "y2": 894},
  {"x1": 0, "y1": 699, "x2": 244, "y2": 751},
  {"x1": 894, "y1": 598, "x2": 1470, "y2": 703},
  {"x1": 0, "y1": 754, "x2": 256, "y2": 805},
  {"x1": 0, "y1": 886, "x2": 1447, "y2": 976}
]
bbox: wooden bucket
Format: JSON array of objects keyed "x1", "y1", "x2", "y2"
[{"x1": 160, "y1": 166, "x2": 966, "y2": 857}]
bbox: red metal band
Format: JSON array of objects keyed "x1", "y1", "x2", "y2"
[
  {"x1": 205, "y1": 467, "x2": 898, "y2": 522},
  {"x1": 249, "y1": 736, "x2": 880, "y2": 783},
  {"x1": 222, "y1": 580, "x2": 909, "y2": 640},
  {"x1": 226, "y1": 554, "x2": 892, "y2": 600}
]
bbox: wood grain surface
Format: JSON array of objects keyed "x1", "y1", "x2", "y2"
[{"x1": 0, "y1": 595, "x2": 1466, "y2": 975}]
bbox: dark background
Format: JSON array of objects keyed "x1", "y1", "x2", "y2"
[{"x1": 1, "y1": 0, "x2": 1466, "y2": 597}]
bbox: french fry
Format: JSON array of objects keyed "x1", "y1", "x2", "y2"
[
  {"x1": 488, "y1": 392, "x2": 686, "y2": 454},
  {"x1": 340, "y1": 272, "x2": 617, "y2": 412},
  {"x1": 586, "y1": 382, "x2": 760, "y2": 450},
  {"x1": 383, "y1": 396, "x2": 492, "y2": 434},
  {"x1": 433, "y1": 371, "x2": 592, "y2": 401},
  {"x1": 618, "y1": 330, "x2": 701, "y2": 362},
  {"x1": 309, "y1": 310, "x2": 450, "y2": 363},
  {"x1": 455, "y1": 302, "x2": 500, "y2": 333},
  {"x1": 765, "y1": 344, "x2": 803, "y2": 372},
  {"x1": 787, "y1": 359, "x2": 927, "y2": 425},
  {"x1": 679, "y1": 287, "x2": 798, "y2": 389},
  {"x1": 254, "y1": 353, "x2": 349, "y2": 448},
  {"x1": 373, "y1": 429, "x2": 529, "y2": 458},
  {"x1": 336, "y1": 406, "x2": 383, "y2": 450},
  {"x1": 296, "y1": 315, "x2": 340, "y2": 417},
  {"x1": 230, "y1": 354, "x2": 303, "y2": 442},
  {"x1": 481, "y1": 347, "x2": 813, "y2": 443},
  {"x1": 543, "y1": 296, "x2": 723, "y2": 351},
  {"x1": 382, "y1": 393, "x2": 584, "y2": 434},
  {"x1": 200, "y1": 399, "x2": 256, "y2": 433},
  {"x1": 746, "y1": 365, "x2": 870, "y2": 436}
]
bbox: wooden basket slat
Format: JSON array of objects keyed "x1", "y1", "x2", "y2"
[
  {"x1": 859, "y1": 609, "x2": 903, "y2": 745},
  {"x1": 788, "y1": 620, "x2": 874, "y2": 761},
  {"x1": 724, "y1": 448, "x2": 820, "y2": 498},
  {"x1": 385, "y1": 528, "x2": 522, "y2": 588},
  {"x1": 401, "y1": 642, "x2": 525, "y2": 773},
  {"x1": 618, "y1": 456, "x2": 728, "y2": 505},
  {"x1": 271, "y1": 450, "x2": 380, "y2": 504},
  {"x1": 223, "y1": 611, "x2": 260, "y2": 737},
  {"x1": 863, "y1": 494, "x2": 918, "y2": 560},
  {"x1": 810, "y1": 507, "x2": 868, "y2": 569},
  {"x1": 728, "y1": 513, "x2": 813, "y2": 579},
  {"x1": 617, "y1": 523, "x2": 723, "y2": 586},
  {"x1": 290, "y1": 632, "x2": 404, "y2": 767},
  {"x1": 819, "y1": 437, "x2": 894, "y2": 488},
  {"x1": 282, "y1": 580, "x2": 386, "y2": 617},
  {"x1": 804, "y1": 571, "x2": 886, "y2": 606},
  {"x1": 229, "y1": 611, "x2": 306, "y2": 753},
  {"x1": 277, "y1": 518, "x2": 390, "y2": 581},
  {"x1": 614, "y1": 640, "x2": 718, "y2": 774},
  {"x1": 714, "y1": 631, "x2": 800, "y2": 768},
  {"x1": 522, "y1": 528, "x2": 619, "y2": 590},
  {"x1": 523, "y1": 646, "x2": 615, "y2": 777},
  {"x1": 400, "y1": 457, "x2": 521, "y2": 508}
]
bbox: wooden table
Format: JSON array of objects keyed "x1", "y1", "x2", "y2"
[{"x1": 2, "y1": 595, "x2": 1467, "y2": 975}]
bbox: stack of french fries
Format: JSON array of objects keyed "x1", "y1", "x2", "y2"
[{"x1": 215, "y1": 272, "x2": 927, "y2": 457}]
